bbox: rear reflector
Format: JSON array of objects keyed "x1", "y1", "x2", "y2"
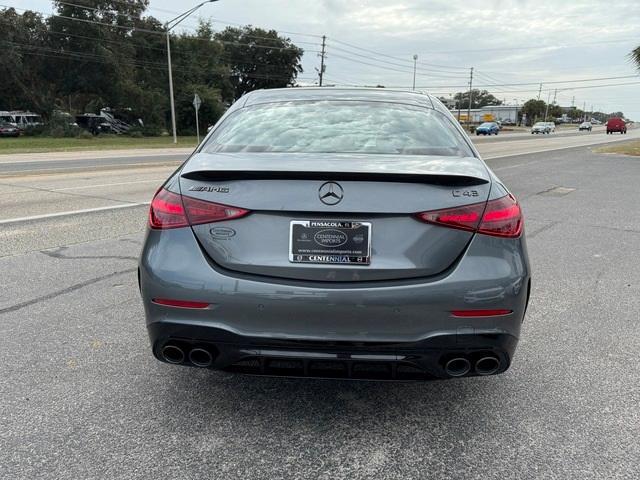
[
  {"x1": 451, "y1": 309, "x2": 512, "y2": 317},
  {"x1": 416, "y1": 194, "x2": 523, "y2": 238},
  {"x1": 152, "y1": 298, "x2": 211, "y2": 309},
  {"x1": 149, "y1": 187, "x2": 249, "y2": 229}
]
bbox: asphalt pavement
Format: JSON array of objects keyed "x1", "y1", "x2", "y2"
[{"x1": 1, "y1": 133, "x2": 639, "y2": 479}]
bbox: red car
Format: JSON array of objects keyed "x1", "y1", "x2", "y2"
[
  {"x1": 606, "y1": 117, "x2": 627, "y2": 134},
  {"x1": 0, "y1": 122, "x2": 20, "y2": 137}
]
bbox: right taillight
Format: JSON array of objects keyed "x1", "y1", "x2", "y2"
[
  {"x1": 149, "y1": 188, "x2": 249, "y2": 229},
  {"x1": 477, "y1": 194, "x2": 523, "y2": 238},
  {"x1": 416, "y1": 194, "x2": 523, "y2": 238}
]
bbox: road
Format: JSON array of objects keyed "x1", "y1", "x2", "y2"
[{"x1": 1, "y1": 131, "x2": 639, "y2": 479}]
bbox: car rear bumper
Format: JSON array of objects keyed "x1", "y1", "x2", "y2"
[
  {"x1": 139, "y1": 227, "x2": 531, "y2": 380},
  {"x1": 148, "y1": 321, "x2": 518, "y2": 380}
]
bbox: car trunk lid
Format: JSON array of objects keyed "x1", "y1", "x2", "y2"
[{"x1": 180, "y1": 152, "x2": 490, "y2": 282}]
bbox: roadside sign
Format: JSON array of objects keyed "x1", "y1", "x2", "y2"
[{"x1": 193, "y1": 93, "x2": 202, "y2": 143}]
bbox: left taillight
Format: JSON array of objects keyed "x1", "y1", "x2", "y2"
[
  {"x1": 149, "y1": 188, "x2": 249, "y2": 229},
  {"x1": 416, "y1": 193, "x2": 523, "y2": 238}
]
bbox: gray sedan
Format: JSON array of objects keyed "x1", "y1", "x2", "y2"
[{"x1": 139, "y1": 88, "x2": 530, "y2": 381}]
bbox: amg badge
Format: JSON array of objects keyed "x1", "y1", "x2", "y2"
[{"x1": 189, "y1": 185, "x2": 230, "y2": 193}]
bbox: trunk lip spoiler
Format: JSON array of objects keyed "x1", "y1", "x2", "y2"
[
  {"x1": 181, "y1": 153, "x2": 491, "y2": 186},
  {"x1": 181, "y1": 169, "x2": 488, "y2": 186}
]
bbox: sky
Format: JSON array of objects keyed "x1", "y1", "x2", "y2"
[{"x1": 12, "y1": 0, "x2": 640, "y2": 119}]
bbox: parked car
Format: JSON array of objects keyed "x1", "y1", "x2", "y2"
[
  {"x1": 531, "y1": 122, "x2": 550, "y2": 134},
  {"x1": 578, "y1": 121, "x2": 592, "y2": 132},
  {"x1": 0, "y1": 121, "x2": 20, "y2": 137},
  {"x1": 606, "y1": 117, "x2": 627, "y2": 134},
  {"x1": 139, "y1": 87, "x2": 530, "y2": 381},
  {"x1": 475, "y1": 122, "x2": 499, "y2": 135}
]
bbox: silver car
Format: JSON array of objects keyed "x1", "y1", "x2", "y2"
[
  {"x1": 531, "y1": 122, "x2": 550, "y2": 134},
  {"x1": 139, "y1": 88, "x2": 530, "y2": 380}
]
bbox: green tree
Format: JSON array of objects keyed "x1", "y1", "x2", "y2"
[
  {"x1": 0, "y1": 6, "x2": 305, "y2": 134},
  {"x1": 453, "y1": 89, "x2": 502, "y2": 109},
  {"x1": 520, "y1": 99, "x2": 546, "y2": 125},
  {"x1": 0, "y1": 8, "x2": 54, "y2": 113},
  {"x1": 215, "y1": 26, "x2": 304, "y2": 99},
  {"x1": 631, "y1": 46, "x2": 640, "y2": 71},
  {"x1": 48, "y1": 0, "x2": 153, "y2": 113}
]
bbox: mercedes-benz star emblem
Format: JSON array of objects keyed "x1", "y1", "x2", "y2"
[{"x1": 318, "y1": 181, "x2": 344, "y2": 205}]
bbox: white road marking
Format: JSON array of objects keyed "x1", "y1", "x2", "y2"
[
  {"x1": 52, "y1": 179, "x2": 163, "y2": 191},
  {"x1": 0, "y1": 161, "x2": 180, "y2": 175},
  {"x1": 483, "y1": 133, "x2": 637, "y2": 165},
  {"x1": 0, "y1": 202, "x2": 150, "y2": 225}
]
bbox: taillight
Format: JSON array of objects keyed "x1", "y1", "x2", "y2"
[
  {"x1": 477, "y1": 194, "x2": 523, "y2": 238},
  {"x1": 416, "y1": 194, "x2": 523, "y2": 238},
  {"x1": 149, "y1": 188, "x2": 249, "y2": 229},
  {"x1": 182, "y1": 196, "x2": 249, "y2": 225},
  {"x1": 149, "y1": 188, "x2": 189, "y2": 229},
  {"x1": 415, "y1": 202, "x2": 484, "y2": 232}
]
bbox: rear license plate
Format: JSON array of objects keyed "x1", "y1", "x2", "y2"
[{"x1": 289, "y1": 220, "x2": 371, "y2": 265}]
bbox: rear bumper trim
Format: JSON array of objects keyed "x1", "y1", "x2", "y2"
[{"x1": 148, "y1": 322, "x2": 518, "y2": 380}]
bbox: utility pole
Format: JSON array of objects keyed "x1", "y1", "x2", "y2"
[
  {"x1": 466, "y1": 67, "x2": 474, "y2": 128},
  {"x1": 552, "y1": 89, "x2": 557, "y2": 105},
  {"x1": 537, "y1": 83, "x2": 542, "y2": 100},
  {"x1": 583, "y1": 101, "x2": 586, "y2": 121},
  {"x1": 317, "y1": 35, "x2": 326, "y2": 86},
  {"x1": 166, "y1": 32, "x2": 177, "y2": 144},
  {"x1": 544, "y1": 90, "x2": 551, "y2": 121},
  {"x1": 412, "y1": 54, "x2": 418, "y2": 91}
]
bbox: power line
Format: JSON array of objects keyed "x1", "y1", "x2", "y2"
[
  {"x1": 328, "y1": 37, "x2": 469, "y2": 71},
  {"x1": 405, "y1": 37, "x2": 640, "y2": 55},
  {"x1": 1, "y1": 3, "x2": 317, "y2": 52},
  {"x1": 325, "y1": 42, "x2": 470, "y2": 78},
  {"x1": 105, "y1": 0, "x2": 325, "y2": 39},
  {"x1": 56, "y1": 0, "x2": 324, "y2": 43}
]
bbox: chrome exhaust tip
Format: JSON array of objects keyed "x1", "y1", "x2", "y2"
[
  {"x1": 188, "y1": 348, "x2": 213, "y2": 368},
  {"x1": 475, "y1": 356, "x2": 500, "y2": 376},
  {"x1": 444, "y1": 357, "x2": 471, "y2": 377},
  {"x1": 161, "y1": 345, "x2": 185, "y2": 364}
]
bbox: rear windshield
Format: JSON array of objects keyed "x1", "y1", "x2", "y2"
[{"x1": 203, "y1": 100, "x2": 473, "y2": 157}]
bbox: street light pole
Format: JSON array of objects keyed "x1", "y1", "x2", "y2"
[
  {"x1": 165, "y1": 1, "x2": 218, "y2": 144},
  {"x1": 166, "y1": 31, "x2": 177, "y2": 144},
  {"x1": 412, "y1": 54, "x2": 418, "y2": 91}
]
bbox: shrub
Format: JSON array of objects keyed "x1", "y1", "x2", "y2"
[
  {"x1": 22, "y1": 125, "x2": 46, "y2": 137},
  {"x1": 49, "y1": 126, "x2": 66, "y2": 138},
  {"x1": 76, "y1": 130, "x2": 94, "y2": 139}
]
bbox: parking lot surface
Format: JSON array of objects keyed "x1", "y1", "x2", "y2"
[{"x1": 1, "y1": 135, "x2": 639, "y2": 479}]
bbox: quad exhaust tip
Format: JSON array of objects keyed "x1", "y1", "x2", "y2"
[
  {"x1": 161, "y1": 345, "x2": 185, "y2": 364},
  {"x1": 475, "y1": 356, "x2": 500, "y2": 376},
  {"x1": 444, "y1": 357, "x2": 471, "y2": 377},
  {"x1": 189, "y1": 348, "x2": 213, "y2": 368}
]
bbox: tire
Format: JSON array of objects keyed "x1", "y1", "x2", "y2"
[{"x1": 476, "y1": 132, "x2": 480, "y2": 136}]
